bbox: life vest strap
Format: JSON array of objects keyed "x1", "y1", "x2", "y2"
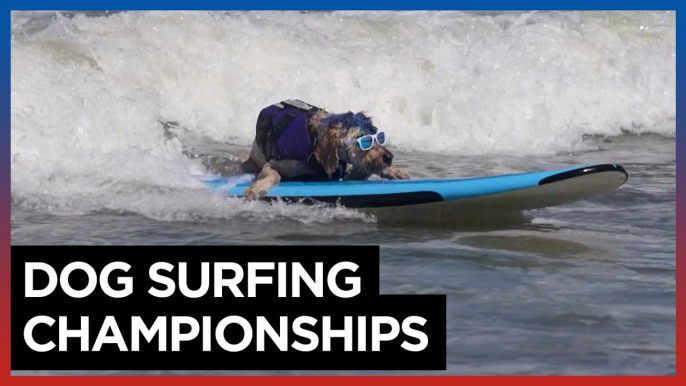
[{"x1": 256, "y1": 99, "x2": 320, "y2": 163}]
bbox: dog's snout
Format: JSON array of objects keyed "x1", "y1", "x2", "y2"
[{"x1": 383, "y1": 153, "x2": 393, "y2": 164}]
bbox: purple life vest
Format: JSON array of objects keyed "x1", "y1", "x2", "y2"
[
  {"x1": 255, "y1": 100, "x2": 318, "y2": 163},
  {"x1": 254, "y1": 99, "x2": 348, "y2": 181}
]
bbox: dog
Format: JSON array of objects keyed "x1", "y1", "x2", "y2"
[{"x1": 238, "y1": 99, "x2": 410, "y2": 200}]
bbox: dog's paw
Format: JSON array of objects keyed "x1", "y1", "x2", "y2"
[
  {"x1": 244, "y1": 184, "x2": 266, "y2": 201},
  {"x1": 380, "y1": 166, "x2": 410, "y2": 180},
  {"x1": 394, "y1": 168, "x2": 410, "y2": 180}
]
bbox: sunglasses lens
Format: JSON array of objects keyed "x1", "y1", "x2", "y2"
[
  {"x1": 376, "y1": 132, "x2": 386, "y2": 145},
  {"x1": 359, "y1": 136, "x2": 373, "y2": 150}
]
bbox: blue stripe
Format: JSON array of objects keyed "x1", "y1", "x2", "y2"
[{"x1": 202, "y1": 164, "x2": 602, "y2": 200}]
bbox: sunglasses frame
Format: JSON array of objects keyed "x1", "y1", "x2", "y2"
[{"x1": 342, "y1": 132, "x2": 386, "y2": 151}]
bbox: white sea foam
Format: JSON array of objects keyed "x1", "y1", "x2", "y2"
[{"x1": 10, "y1": 10, "x2": 675, "y2": 218}]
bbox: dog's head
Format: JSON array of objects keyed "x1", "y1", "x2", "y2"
[{"x1": 310, "y1": 110, "x2": 394, "y2": 178}]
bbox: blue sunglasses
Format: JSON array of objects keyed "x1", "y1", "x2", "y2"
[{"x1": 342, "y1": 132, "x2": 386, "y2": 150}]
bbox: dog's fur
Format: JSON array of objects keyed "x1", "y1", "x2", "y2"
[{"x1": 239, "y1": 106, "x2": 410, "y2": 200}]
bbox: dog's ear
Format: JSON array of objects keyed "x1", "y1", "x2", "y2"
[
  {"x1": 353, "y1": 112, "x2": 376, "y2": 134},
  {"x1": 313, "y1": 129, "x2": 343, "y2": 175}
]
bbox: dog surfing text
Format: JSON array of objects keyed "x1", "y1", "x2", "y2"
[{"x1": 11, "y1": 246, "x2": 446, "y2": 371}]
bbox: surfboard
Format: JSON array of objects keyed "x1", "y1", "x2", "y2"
[{"x1": 200, "y1": 163, "x2": 628, "y2": 222}]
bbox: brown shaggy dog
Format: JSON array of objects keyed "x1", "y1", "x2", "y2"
[{"x1": 238, "y1": 100, "x2": 409, "y2": 200}]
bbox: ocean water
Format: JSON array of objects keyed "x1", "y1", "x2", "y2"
[{"x1": 10, "y1": 10, "x2": 675, "y2": 375}]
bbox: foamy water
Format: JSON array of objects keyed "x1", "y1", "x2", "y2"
[{"x1": 10, "y1": 10, "x2": 675, "y2": 219}]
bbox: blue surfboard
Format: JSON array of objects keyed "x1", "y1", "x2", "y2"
[{"x1": 201, "y1": 164, "x2": 628, "y2": 217}]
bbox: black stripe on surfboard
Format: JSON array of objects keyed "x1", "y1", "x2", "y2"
[
  {"x1": 260, "y1": 191, "x2": 444, "y2": 208},
  {"x1": 538, "y1": 164, "x2": 628, "y2": 186}
]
